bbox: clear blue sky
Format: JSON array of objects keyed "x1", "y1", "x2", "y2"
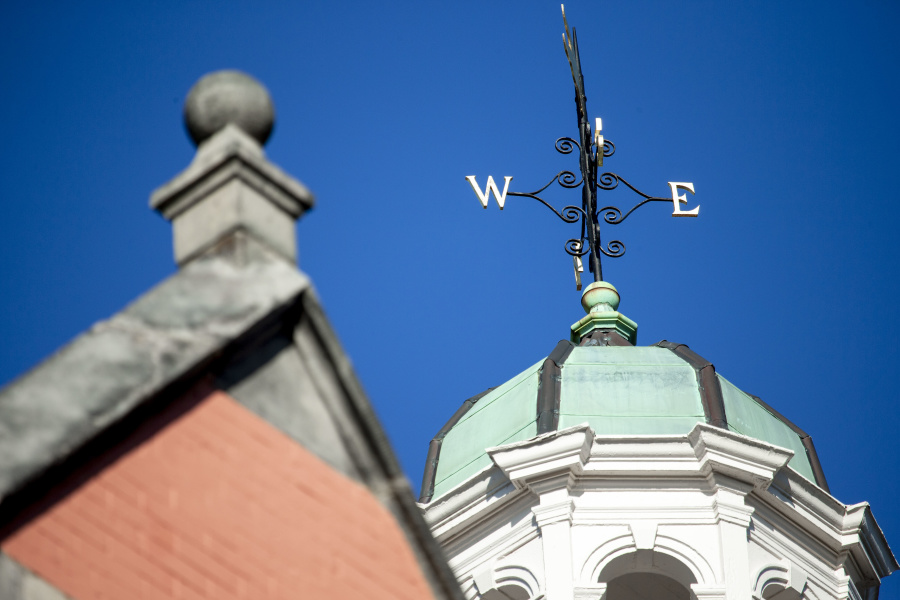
[{"x1": 2, "y1": 1, "x2": 899, "y2": 592}]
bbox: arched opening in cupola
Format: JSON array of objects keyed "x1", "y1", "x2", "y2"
[
  {"x1": 477, "y1": 585, "x2": 531, "y2": 600},
  {"x1": 760, "y1": 583, "x2": 803, "y2": 600},
  {"x1": 599, "y1": 549, "x2": 697, "y2": 600},
  {"x1": 606, "y1": 572, "x2": 690, "y2": 600}
]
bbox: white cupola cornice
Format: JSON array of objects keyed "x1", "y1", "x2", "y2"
[{"x1": 422, "y1": 423, "x2": 896, "y2": 600}]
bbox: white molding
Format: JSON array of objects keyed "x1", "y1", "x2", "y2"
[
  {"x1": 424, "y1": 464, "x2": 518, "y2": 540},
  {"x1": 488, "y1": 424, "x2": 593, "y2": 488},
  {"x1": 421, "y1": 423, "x2": 896, "y2": 600},
  {"x1": 748, "y1": 501, "x2": 844, "y2": 592},
  {"x1": 691, "y1": 584, "x2": 728, "y2": 599},
  {"x1": 688, "y1": 424, "x2": 793, "y2": 490},
  {"x1": 473, "y1": 561, "x2": 543, "y2": 600},
  {"x1": 585, "y1": 435, "x2": 701, "y2": 476},
  {"x1": 711, "y1": 486, "x2": 755, "y2": 527},
  {"x1": 573, "y1": 583, "x2": 606, "y2": 600},
  {"x1": 630, "y1": 522, "x2": 657, "y2": 550},
  {"x1": 751, "y1": 562, "x2": 809, "y2": 599},
  {"x1": 653, "y1": 532, "x2": 718, "y2": 586},
  {"x1": 576, "y1": 529, "x2": 717, "y2": 587},
  {"x1": 444, "y1": 497, "x2": 540, "y2": 575},
  {"x1": 532, "y1": 500, "x2": 575, "y2": 529},
  {"x1": 842, "y1": 502, "x2": 899, "y2": 583}
]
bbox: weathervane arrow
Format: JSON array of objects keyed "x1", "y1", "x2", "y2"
[{"x1": 466, "y1": 4, "x2": 699, "y2": 290}]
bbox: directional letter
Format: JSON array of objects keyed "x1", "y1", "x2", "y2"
[
  {"x1": 466, "y1": 175, "x2": 513, "y2": 210},
  {"x1": 667, "y1": 182, "x2": 699, "y2": 217}
]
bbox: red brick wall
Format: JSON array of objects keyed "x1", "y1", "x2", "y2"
[{"x1": 2, "y1": 389, "x2": 435, "y2": 600}]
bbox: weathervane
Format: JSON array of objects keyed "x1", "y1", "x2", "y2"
[{"x1": 466, "y1": 5, "x2": 699, "y2": 290}]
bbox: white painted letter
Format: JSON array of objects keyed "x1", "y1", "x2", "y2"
[
  {"x1": 466, "y1": 175, "x2": 513, "y2": 210},
  {"x1": 667, "y1": 182, "x2": 699, "y2": 217}
]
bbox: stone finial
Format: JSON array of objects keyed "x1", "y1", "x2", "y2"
[
  {"x1": 151, "y1": 71, "x2": 314, "y2": 267},
  {"x1": 184, "y1": 70, "x2": 275, "y2": 146}
]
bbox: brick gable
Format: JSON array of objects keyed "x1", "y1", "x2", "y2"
[{"x1": 2, "y1": 388, "x2": 434, "y2": 600}]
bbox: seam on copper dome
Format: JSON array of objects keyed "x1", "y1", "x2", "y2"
[
  {"x1": 655, "y1": 341, "x2": 728, "y2": 430},
  {"x1": 536, "y1": 340, "x2": 576, "y2": 435},
  {"x1": 747, "y1": 393, "x2": 830, "y2": 492},
  {"x1": 419, "y1": 387, "x2": 496, "y2": 504}
]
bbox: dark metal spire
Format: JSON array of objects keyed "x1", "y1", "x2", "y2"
[
  {"x1": 466, "y1": 5, "x2": 699, "y2": 290},
  {"x1": 561, "y1": 5, "x2": 603, "y2": 282}
]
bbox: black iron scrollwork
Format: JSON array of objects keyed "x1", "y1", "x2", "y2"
[
  {"x1": 597, "y1": 174, "x2": 672, "y2": 224},
  {"x1": 502, "y1": 128, "x2": 674, "y2": 274},
  {"x1": 555, "y1": 137, "x2": 580, "y2": 154}
]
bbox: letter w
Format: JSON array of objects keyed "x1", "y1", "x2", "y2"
[{"x1": 466, "y1": 175, "x2": 513, "y2": 209}]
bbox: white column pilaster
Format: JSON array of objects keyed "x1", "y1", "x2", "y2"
[
  {"x1": 691, "y1": 584, "x2": 728, "y2": 600},
  {"x1": 713, "y1": 485, "x2": 755, "y2": 600},
  {"x1": 532, "y1": 493, "x2": 576, "y2": 600},
  {"x1": 573, "y1": 583, "x2": 606, "y2": 600}
]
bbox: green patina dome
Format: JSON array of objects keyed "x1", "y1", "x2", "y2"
[{"x1": 420, "y1": 284, "x2": 827, "y2": 503}]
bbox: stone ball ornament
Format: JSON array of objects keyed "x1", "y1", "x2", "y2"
[{"x1": 183, "y1": 70, "x2": 275, "y2": 146}]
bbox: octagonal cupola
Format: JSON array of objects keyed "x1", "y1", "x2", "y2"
[
  {"x1": 420, "y1": 9, "x2": 894, "y2": 599},
  {"x1": 419, "y1": 282, "x2": 896, "y2": 600},
  {"x1": 420, "y1": 282, "x2": 827, "y2": 503}
]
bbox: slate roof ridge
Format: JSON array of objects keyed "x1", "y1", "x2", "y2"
[
  {"x1": 0, "y1": 239, "x2": 310, "y2": 509},
  {"x1": 0, "y1": 237, "x2": 466, "y2": 600},
  {"x1": 291, "y1": 291, "x2": 466, "y2": 600},
  {"x1": 0, "y1": 67, "x2": 467, "y2": 600}
]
